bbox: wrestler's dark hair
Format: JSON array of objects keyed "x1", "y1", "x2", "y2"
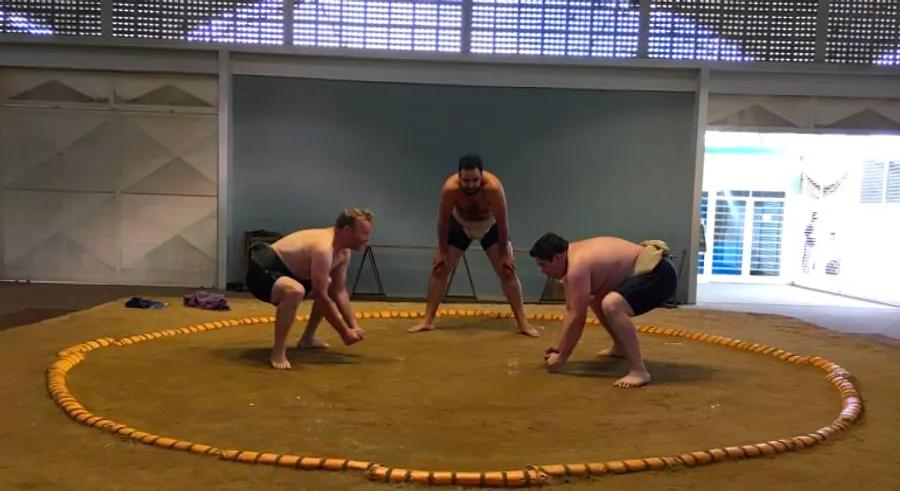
[
  {"x1": 458, "y1": 154, "x2": 483, "y2": 173},
  {"x1": 529, "y1": 233, "x2": 569, "y2": 261}
]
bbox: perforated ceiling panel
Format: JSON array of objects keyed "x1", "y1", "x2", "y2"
[
  {"x1": 470, "y1": 0, "x2": 639, "y2": 57},
  {"x1": 827, "y1": 0, "x2": 900, "y2": 64},
  {"x1": 5, "y1": 0, "x2": 900, "y2": 65},
  {"x1": 293, "y1": 0, "x2": 462, "y2": 52},
  {"x1": 1, "y1": 0, "x2": 101, "y2": 35},
  {"x1": 650, "y1": 0, "x2": 816, "y2": 62},
  {"x1": 113, "y1": 0, "x2": 283, "y2": 44}
]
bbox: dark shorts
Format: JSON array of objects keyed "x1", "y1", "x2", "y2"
[
  {"x1": 615, "y1": 258, "x2": 678, "y2": 316},
  {"x1": 246, "y1": 243, "x2": 312, "y2": 305},
  {"x1": 447, "y1": 215, "x2": 500, "y2": 251}
]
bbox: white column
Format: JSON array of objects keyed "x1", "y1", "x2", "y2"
[
  {"x1": 217, "y1": 50, "x2": 233, "y2": 290},
  {"x1": 687, "y1": 68, "x2": 710, "y2": 304}
]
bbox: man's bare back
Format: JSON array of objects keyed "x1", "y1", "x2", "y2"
[
  {"x1": 271, "y1": 228, "x2": 349, "y2": 280},
  {"x1": 566, "y1": 236, "x2": 644, "y2": 296}
]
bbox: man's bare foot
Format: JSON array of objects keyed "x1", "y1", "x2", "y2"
[
  {"x1": 613, "y1": 370, "x2": 651, "y2": 388},
  {"x1": 269, "y1": 351, "x2": 292, "y2": 370},
  {"x1": 598, "y1": 345, "x2": 627, "y2": 358},
  {"x1": 297, "y1": 337, "x2": 330, "y2": 350},
  {"x1": 407, "y1": 323, "x2": 435, "y2": 333},
  {"x1": 340, "y1": 328, "x2": 365, "y2": 346},
  {"x1": 517, "y1": 324, "x2": 541, "y2": 338}
]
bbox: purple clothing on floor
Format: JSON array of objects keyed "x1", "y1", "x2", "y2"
[{"x1": 183, "y1": 291, "x2": 230, "y2": 311}]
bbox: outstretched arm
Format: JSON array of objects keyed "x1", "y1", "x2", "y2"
[
  {"x1": 488, "y1": 183, "x2": 514, "y2": 271},
  {"x1": 329, "y1": 251, "x2": 362, "y2": 333},
  {"x1": 435, "y1": 185, "x2": 455, "y2": 271},
  {"x1": 311, "y1": 250, "x2": 360, "y2": 344},
  {"x1": 545, "y1": 269, "x2": 591, "y2": 371},
  {"x1": 489, "y1": 184, "x2": 510, "y2": 248}
]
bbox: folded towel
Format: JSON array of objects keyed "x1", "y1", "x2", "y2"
[{"x1": 633, "y1": 240, "x2": 671, "y2": 277}]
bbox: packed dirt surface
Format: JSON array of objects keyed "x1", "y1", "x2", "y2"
[{"x1": 2, "y1": 297, "x2": 897, "y2": 490}]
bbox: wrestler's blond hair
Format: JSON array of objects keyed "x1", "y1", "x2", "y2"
[{"x1": 335, "y1": 208, "x2": 374, "y2": 229}]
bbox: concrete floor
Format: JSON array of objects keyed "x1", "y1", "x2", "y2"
[
  {"x1": 695, "y1": 283, "x2": 900, "y2": 341},
  {"x1": 0, "y1": 282, "x2": 197, "y2": 330},
  {"x1": 3, "y1": 281, "x2": 898, "y2": 341}
]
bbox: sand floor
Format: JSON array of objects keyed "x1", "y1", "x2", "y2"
[{"x1": 1, "y1": 296, "x2": 898, "y2": 490}]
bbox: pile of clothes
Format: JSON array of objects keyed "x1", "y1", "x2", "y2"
[{"x1": 125, "y1": 291, "x2": 230, "y2": 311}]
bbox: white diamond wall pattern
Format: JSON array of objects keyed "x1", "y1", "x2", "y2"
[
  {"x1": 707, "y1": 95, "x2": 807, "y2": 128},
  {"x1": 3, "y1": 110, "x2": 122, "y2": 193},
  {"x1": 1, "y1": 0, "x2": 101, "y2": 35},
  {"x1": 0, "y1": 69, "x2": 218, "y2": 287},
  {"x1": 0, "y1": 70, "x2": 217, "y2": 109},
  {"x1": 0, "y1": 109, "x2": 116, "y2": 189},
  {"x1": 120, "y1": 114, "x2": 218, "y2": 196},
  {"x1": 1, "y1": 69, "x2": 110, "y2": 104},
  {"x1": 117, "y1": 111, "x2": 218, "y2": 286},
  {"x1": 113, "y1": 76, "x2": 218, "y2": 108},
  {"x1": 709, "y1": 95, "x2": 900, "y2": 132},
  {"x1": 814, "y1": 97, "x2": 900, "y2": 131},
  {"x1": 294, "y1": 0, "x2": 462, "y2": 52},
  {"x1": 2, "y1": 191, "x2": 119, "y2": 283},
  {"x1": 119, "y1": 195, "x2": 218, "y2": 285}
]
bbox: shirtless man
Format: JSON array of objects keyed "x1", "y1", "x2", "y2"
[
  {"x1": 408, "y1": 154, "x2": 540, "y2": 337},
  {"x1": 529, "y1": 233, "x2": 677, "y2": 388},
  {"x1": 246, "y1": 209, "x2": 373, "y2": 369}
]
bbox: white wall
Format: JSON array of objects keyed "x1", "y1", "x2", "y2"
[{"x1": 0, "y1": 68, "x2": 219, "y2": 286}]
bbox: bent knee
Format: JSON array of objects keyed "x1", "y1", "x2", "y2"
[
  {"x1": 600, "y1": 293, "x2": 630, "y2": 317},
  {"x1": 496, "y1": 268, "x2": 516, "y2": 282},
  {"x1": 433, "y1": 267, "x2": 453, "y2": 281},
  {"x1": 275, "y1": 281, "x2": 306, "y2": 303}
]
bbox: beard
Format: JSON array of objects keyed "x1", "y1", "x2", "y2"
[{"x1": 462, "y1": 184, "x2": 482, "y2": 196}]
